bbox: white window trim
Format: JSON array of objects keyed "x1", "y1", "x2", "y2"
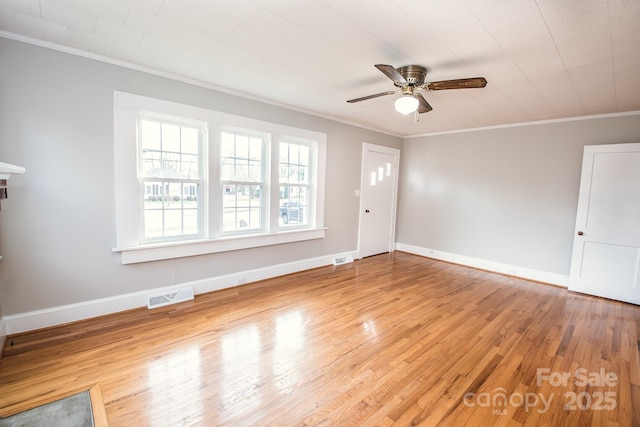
[
  {"x1": 113, "y1": 91, "x2": 326, "y2": 264},
  {"x1": 115, "y1": 228, "x2": 327, "y2": 264}
]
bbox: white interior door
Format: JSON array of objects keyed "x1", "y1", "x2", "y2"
[
  {"x1": 569, "y1": 143, "x2": 640, "y2": 305},
  {"x1": 358, "y1": 143, "x2": 399, "y2": 258}
]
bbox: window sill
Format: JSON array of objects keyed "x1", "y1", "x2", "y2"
[{"x1": 112, "y1": 228, "x2": 327, "y2": 264}]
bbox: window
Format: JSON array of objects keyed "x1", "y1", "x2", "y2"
[
  {"x1": 220, "y1": 130, "x2": 266, "y2": 234},
  {"x1": 138, "y1": 116, "x2": 204, "y2": 242},
  {"x1": 113, "y1": 92, "x2": 326, "y2": 264},
  {"x1": 279, "y1": 140, "x2": 312, "y2": 227}
]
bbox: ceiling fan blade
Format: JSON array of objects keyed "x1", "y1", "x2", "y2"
[
  {"x1": 347, "y1": 90, "x2": 396, "y2": 103},
  {"x1": 426, "y1": 77, "x2": 487, "y2": 90},
  {"x1": 375, "y1": 64, "x2": 407, "y2": 84},
  {"x1": 416, "y1": 93, "x2": 433, "y2": 113}
]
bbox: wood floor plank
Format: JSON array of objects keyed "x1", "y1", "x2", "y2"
[{"x1": 1, "y1": 252, "x2": 639, "y2": 426}]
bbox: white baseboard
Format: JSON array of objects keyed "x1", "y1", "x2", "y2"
[
  {"x1": 4, "y1": 250, "x2": 358, "y2": 335},
  {"x1": 395, "y1": 243, "x2": 569, "y2": 287}
]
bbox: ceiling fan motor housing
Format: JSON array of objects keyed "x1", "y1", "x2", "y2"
[{"x1": 396, "y1": 65, "x2": 427, "y2": 86}]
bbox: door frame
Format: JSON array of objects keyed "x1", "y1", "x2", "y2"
[{"x1": 357, "y1": 142, "x2": 400, "y2": 259}]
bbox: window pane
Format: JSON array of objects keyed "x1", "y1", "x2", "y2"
[
  {"x1": 141, "y1": 120, "x2": 201, "y2": 181},
  {"x1": 183, "y1": 209, "x2": 198, "y2": 235},
  {"x1": 144, "y1": 210, "x2": 163, "y2": 238},
  {"x1": 279, "y1": 142, "x2": 289, "y2": 163},
  {"x1": 247, "y1": 207, "x2": 261, "y2": 229},
  {"x1": 221, "y1": 184, "x2": 263, "y2": 233},
  {"x1": 236, "y1": 208, "x2": 251, "y2": 230},
  {"x1": 250, "y1": 137, "x2": 262, "y2": 160},
  {"x1": 141, "y1": 150, "x2": 162, "y2": 177},
  {"x1": 288, "y1": 165, "x2": 298, "y2": 183},
  {"x1": 236, "y1": 160, "x2": 249, "y2": 181},
  {"x1": 279, "y1": 141, "x2": 310, "y2": 185},
  {"x1": 279, "y1": 185, "x2": 309, "y2": 227},
  {"x1": 236, "y1": 135, "x2": 249, "y2": 158},
  {"x1": 142, "y1": 180, "x2": 201, "y2": 240},
  {"x1": 164, "y1": 209, "x2": 182, "y2": 236},
  {"x1": 222, "y1": 186, "x2": 236, "y2": 207},
  {"x1": 181, "y1": 127, "x2": 199, "y2": 154},
  {"x1": 167, "y1": 182, "x2": 182, "y2": 202},
  {"x1": 162, "y1": 123, "x2": 180, "y2": 152},
  {"x1": 299, "y1": 145, "x2": 310, "y2": 165},
  {"x1": 298, "y1": 165, "x2": 308, "y2": 183},
  {"x1": 222, "y1": 208, "x2": 236, "y2": 232},
  {"x1": 161, "y1": 152, "x2": 180, "y2": 178},
  {"x1": 143, "y1": 182, "x2": 164, "y2": 209},
  {"x1": 221, "y1": 160, "x2": 235, "y2": 181},
  {"x1": 140, "y1": 120, "x2": 161, "y2": 151},
  {"x1": 183, "y1": 184, "x2": 198, "y2": 208},
  {"x1": 220, "y1": 131, "x2": 264, "y2": 186},
  {"x1": 221, "y1": 132, "x2": 235, "y2": 156},
  {"x1": 249, "y1": 160, "x2": 262, "y2": 181},
  {"x1": 181, "y1": 154, "x2": 198, "y2": 179},
  {"x1": 289, "y1": 144, "x2": 300, "y2": 164}
]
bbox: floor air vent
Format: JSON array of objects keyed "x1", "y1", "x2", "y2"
[
  {"x1": 147, "y1": 287, "x2": 194, "y2": 309},
  {"x1": 333, "y1": 254, "x2": 354, "y2": 266}
]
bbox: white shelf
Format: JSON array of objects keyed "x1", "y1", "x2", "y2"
[{"x1": 0, "y1": 161, "x2": 26, "y2": 179}]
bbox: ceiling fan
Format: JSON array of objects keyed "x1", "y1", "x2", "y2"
[{"x1": 347, "y1": 64, "x2": 487, "y2": 115}]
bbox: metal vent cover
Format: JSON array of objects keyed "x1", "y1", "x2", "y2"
[
  {"x1": 147, "y1": 287, "x2": 194, "y2": 309},
  {"x1": 333, "y1": 254, "x2": 354, "y2": 265}
]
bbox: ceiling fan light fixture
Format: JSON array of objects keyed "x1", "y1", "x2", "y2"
[
  {"x1": 346, "y1": 64, "x2": 486, "y2": 115},
  {"x1": 394, "y1": 95, "x2": 419, "y2": 115}
]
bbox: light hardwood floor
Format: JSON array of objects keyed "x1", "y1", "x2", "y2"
[{"x1": 1, "y1": 252, "x2": 639, "y2": 426}]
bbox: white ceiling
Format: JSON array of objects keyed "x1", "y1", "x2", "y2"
[{"x1": 1, "y1": 0, "x2": 639, "y2": 136}]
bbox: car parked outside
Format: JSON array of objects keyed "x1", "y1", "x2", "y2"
[{"x1": 280, "y1": 201, "x2": 305, "y2": 225}]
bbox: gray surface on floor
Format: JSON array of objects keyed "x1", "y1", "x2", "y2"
[{"x1": 0, "y1": 391, "x2": 94, "y2": 427}]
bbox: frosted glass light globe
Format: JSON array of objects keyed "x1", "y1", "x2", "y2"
[{"x1": 394, "y1": 96, "x2": 419, "y2": 115}]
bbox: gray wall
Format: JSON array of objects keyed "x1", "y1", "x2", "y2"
[
  {"x1": 3, "y1": 36, "x2": 639, "y2": 320},
  {"x1": 0, "y1": 38, "x2": 401, "y2": 316},
  {"x1": 397, "y1": 114, "x2": 640, "y2": 275}
]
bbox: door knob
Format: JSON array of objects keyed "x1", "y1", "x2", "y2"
[{"x1": 577, "y1": 231, "x2": 584, "y2": 236}]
